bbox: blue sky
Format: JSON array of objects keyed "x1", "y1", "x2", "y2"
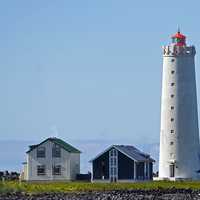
[{"x1": 0, "y1": 0, "x2": 200, "y2": 143}]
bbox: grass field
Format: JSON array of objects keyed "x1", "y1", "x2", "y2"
[{"x1": 1, "y1": 181, "x2": 200, "y2": 194}]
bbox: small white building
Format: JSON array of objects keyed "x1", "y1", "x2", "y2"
[{"x1": 21, "y1": 137, "x2": 81, "y2": 181}]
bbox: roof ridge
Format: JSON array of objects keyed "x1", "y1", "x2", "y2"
[
  {"x1": 26, "y1": 137, "x2": 81, "y2": 154},
  {"x1": 50, "y1": 138, "x2": 81, "y2": 153}
]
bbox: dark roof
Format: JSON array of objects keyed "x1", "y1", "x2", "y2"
[
  {"x1": 26, "y1": 137, "x2": 81, "y2": 154},
  {"x1": 114, "y1": 145, "x2": 155, "y2": 162},
  {"x1": 90, "y1": 145, "x2": 155, "y2": 162}
]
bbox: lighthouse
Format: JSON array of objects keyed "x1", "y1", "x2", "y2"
[{"x1": 159, "y1": 30, "x2": 200, "y2": 180}]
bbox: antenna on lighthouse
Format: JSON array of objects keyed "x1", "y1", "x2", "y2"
[{"x1": 177, "y1": 26, "x2": 180, "y2": 33}]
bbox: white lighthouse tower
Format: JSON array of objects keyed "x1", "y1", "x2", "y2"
[{"x1": 159, "y1": 30, "x2": 200, "y2": 180}]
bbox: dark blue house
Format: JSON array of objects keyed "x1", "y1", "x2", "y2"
[{"x1": 90, "y1": 145, "x2": 155, "y2": 182}]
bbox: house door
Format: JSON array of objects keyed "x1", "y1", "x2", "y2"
[
  {"x1": 169, "y1": 164, "x2": 175, "y2": 177},
  {"x1": 109, "y1": 149, "x2": 118, "y2": 182}
]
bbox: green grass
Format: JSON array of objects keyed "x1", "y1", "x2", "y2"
[{"x1": 0, "y1": 181, "x2": 200, "y2": 194}]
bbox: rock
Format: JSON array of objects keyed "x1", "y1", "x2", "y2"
[{"x1": 0, "y1": 189, "x2": 200, "y2": 200}]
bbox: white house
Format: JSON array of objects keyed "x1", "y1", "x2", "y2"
[{"x1": 21, "y1": 137, "x2": 81, "y2": 181}]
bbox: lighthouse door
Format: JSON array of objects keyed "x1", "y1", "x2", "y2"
[{"x1": 169, "y1": 164, "x2": 175, "y2": 177}]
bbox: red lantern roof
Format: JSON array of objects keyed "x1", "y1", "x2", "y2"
[
  {"x1": 171, "y1": 30, "x2": 186, "y2": 46},
  {"x1": 171, "y1": 31, "x2": 186, "y2": 39}
]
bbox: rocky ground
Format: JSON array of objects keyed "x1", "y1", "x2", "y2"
[{"x1": 1, "y1": 189, "x2": 200, "y2": 200}]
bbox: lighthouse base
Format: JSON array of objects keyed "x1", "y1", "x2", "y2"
[{"x1": 154, "y1": 177, "x2": 198, "y2": 181}]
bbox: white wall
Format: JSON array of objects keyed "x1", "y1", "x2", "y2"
[
  {"x1": 70, "y1": 153, "x2": 80, "y2": 180},
  {"x1": 26, "y1": 140, "x2": 80, "y2": 181}
]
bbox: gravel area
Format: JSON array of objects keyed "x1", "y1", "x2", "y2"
[{"x1": 1, "y1": 189, "x2": 200, "y2": 200}]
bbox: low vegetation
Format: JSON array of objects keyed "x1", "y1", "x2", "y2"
[{"x1": 1, "y1": 181, "x2": 200, "y2": 194}]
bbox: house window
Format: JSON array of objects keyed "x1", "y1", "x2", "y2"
[
  {"x1": 171, "y1": 83, "x2": 175, "y2": 86},
  {"x1": 171, "y1": 70, "x2": 175, "y2": 74},
  {"x1": 111, "y1": 157, "x2": 114, "y2": 165},
  {"x1": 37, "y1": 147, "x2": 45, "y2": 158},
  {"x1": 113, "y1": 157, "x2": 117, "y2": 165},
  {"x1": 52, "y1": 165, "x2": 61, "y2": 175},
  {"x1": 113, "y1": 149, "x2": 117, "y2": 156},
  {"x1": 37, "y1": 165, "x2": 46, "y2": 175},
  {"x1": 171, "y1": 106, "x2": 174, "y2": 110},
  {"x1": 52, "y1": 144, "x2": 61, "y2": 157},
  {"x1": 170, "y1": 141, "x2": 174, "y2": 145},
  {"x1": 171, "y1": 59, "x2": 175, "y2": 62},
  {"x1": 171, "y1": 130, "x2": 174, "y2": 133}
]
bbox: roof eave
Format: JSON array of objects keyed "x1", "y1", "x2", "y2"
[
  {"x1": 89, "y1": 145, "x2": 141, "y2": 163},
  {"x1": 52, "y1": 139, "x2": 81, "y2": 153},
  {"x1": 90, "y1": 145, "x2": 155, "y2": 163},
  {"x1": 113, "y1": 146, "x2": 140, "y2": 162},
  {"x1": 25, "y1": 138, "x2": 81, "y2": 154}
]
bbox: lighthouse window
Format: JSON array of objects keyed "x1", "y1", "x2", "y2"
[
  {"x1": 171, "y1": 59, "x2": 175, "y2": 62},
  {"x1": 171, "y1": 130, "x2": 174, "y2": 133},
  {"x1": 170, "y1": 153, "x2": 174, "y2": 159},
  {"x1": 171, "y1": 118, "x2": 174, "y2": 122},
  {"x1": 171, "y1": 83, "x2": 175, "y2": 86},
  {"x1": 171, "y1": 94, "x2": 174, "y2": 98},
  {"x1": 171, "y1": 106, "x2": 174, "y2": 110},
  {"x1": 171, "y1": 70, "x2": 175, "y2": 74},
  {"x1": 170, "y1": 142, "x2": 174, "y2": 145}
]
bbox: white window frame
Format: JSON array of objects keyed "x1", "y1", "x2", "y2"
[
  {"x1": 37, "y1": 165, "x2": 46, "y2": 176},
  {"x1": 109, "y1": 149, "x2": 118, "y2": 182},
  {"x1": 52, "y1": 165, "x2": 62, "y2": 175},
  {"x1": 52, "y1": 144, "x2": 61, "y2": 158},
  {"x1": 37, "y1": 147, "x2": 46, "y2": 158}
]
